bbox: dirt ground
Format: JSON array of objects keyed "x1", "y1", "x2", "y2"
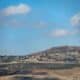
[
  {"x1": 0, "y1": 68, "x2": 80, "y2": 80},
  {"x1": 0, "y1": 76, "x2": 15, "y2": 80}
]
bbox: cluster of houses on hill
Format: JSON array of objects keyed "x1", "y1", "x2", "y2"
[
  {"x1": 26, "y1": 46, "x2": 80, "y2": 64},
  {"x1": 0, "y1": 46, "x2": 80, "y2": 64}
]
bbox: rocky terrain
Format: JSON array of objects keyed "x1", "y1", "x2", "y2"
[
  {"x1": 0, "y1": 46, "x2": 80, "y2": 80},
  {"x1": 26, "y1": 46, "x2": 80, "y2": 63},
  {"x1": 0, "y1": 46, "x2": 80, "y2": 63}
]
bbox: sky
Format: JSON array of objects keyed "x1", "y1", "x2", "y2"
[{"x1": 0, "y1": 0, "x2": 80, "y2": 55}]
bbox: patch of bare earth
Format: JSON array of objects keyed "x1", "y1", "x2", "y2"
[
  {"x1": 0, "y1": 68, "x2": 80, "y2": 80},
  {"x1": 32, "y1": 68, "x2": 80, "y2": 80},
  {"x1": 0, "y1": 76, "x2": 15, "y2": 80}
]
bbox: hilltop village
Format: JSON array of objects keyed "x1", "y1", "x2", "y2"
[{"x1": 0, "y1": 46, "x2": 80, "y2": 80}]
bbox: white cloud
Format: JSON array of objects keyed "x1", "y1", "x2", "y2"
[
  {"x1": 50, "y1": 29, "x2": 70, "y2": 37},
  {"x1": 2, "y1": 4, "x2": 31, "y2": 16},
  {"x1": 50, "y1": 29, "x2": 78, "y2": 37},
  {"x1": 71, "y1": 13, "x2": 80, "y2": 26}
]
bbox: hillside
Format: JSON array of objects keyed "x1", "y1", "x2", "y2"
[
  {"x1": 26, "y1": 46, "x2": 80, "y2": 64},
  {"x1": 0, "y1": 46, "x2": 80, "y2": 64},
  {"x1": 0, "y1": 46, "x2": 80, "y2": 80}
]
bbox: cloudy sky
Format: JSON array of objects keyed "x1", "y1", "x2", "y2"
[{"x1": 0, "y1": 0, "x2": 80, "y2": 55}]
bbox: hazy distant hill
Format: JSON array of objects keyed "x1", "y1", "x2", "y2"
[
  {"x1": 26, "y1": 46, "x2": 80, "y2": 63},
  {"x1": 0, "y1": 46, "x2": 80, "y2": 76},
  {"x1": 0, "y1": 46, "x2": 80, "y2": 64}
]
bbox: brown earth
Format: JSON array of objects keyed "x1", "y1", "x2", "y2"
[{"x1": 0, "y1": 68, "x2": 80, "y2": 80}]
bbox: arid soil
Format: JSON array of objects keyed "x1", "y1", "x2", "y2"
[
  {"x1": 0, "y1": 76, "x2": 15, "y2": 80},
  {"x1": 0, "y1": 68, "x2": 80, "y2": 80}
]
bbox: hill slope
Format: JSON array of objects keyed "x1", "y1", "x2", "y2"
[
  {"x1": 26, "y1": 46, "x2": 80, "y2": 63},
  {"x1": 0, "y1": 46, "x2": 80, "y2": 64}
]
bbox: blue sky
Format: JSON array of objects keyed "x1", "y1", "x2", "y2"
[{"x1": 0, "y1": 0, "x2": 80, "y2": 55}]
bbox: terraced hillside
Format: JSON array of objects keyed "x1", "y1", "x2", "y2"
[
  {"x1": 0, "y1": 46, "x2": 80, "y2": 64},
  {"x1": 0, "y1": 46, "x2": 80, "y2": 80},
  {"x1": 26, "y1": 46, "x2": 80, "y2": 64}
]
